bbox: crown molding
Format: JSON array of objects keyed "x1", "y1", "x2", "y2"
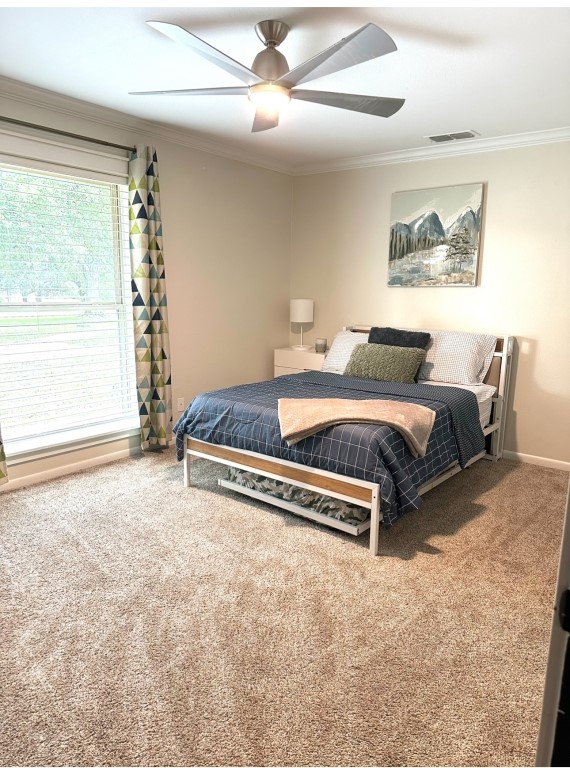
[
  {"x1": 1, "y1": 77, "x2": 568, "y2": 178},
  {"x1": 291, "y1": 127, "x2": 570, "y2": 175}
]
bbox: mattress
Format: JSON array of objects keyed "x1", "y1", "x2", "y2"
[
  {"x1": 420, "y1": 380, "x2": 496, "y2": 429},
  {"x1": 174, "y1": 371, "x2": 485, "y2": 527}
]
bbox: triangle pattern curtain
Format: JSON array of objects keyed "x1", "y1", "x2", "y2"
[
  {"x1": 0, "y1": 425, "x2": 7, "y2": 485},
  {"x1": 129, "y1": 146, "x2": 172, "y2": 450}
]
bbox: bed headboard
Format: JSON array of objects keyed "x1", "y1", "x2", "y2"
[{"x1": 482, "y1": 336, "x2": 512, "y2": 392}]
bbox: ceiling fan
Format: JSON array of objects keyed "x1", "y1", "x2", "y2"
[{"x1": 130, "y1": 19, "x2": 405, "y2": 133}]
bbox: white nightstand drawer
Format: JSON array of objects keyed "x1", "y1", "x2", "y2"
[
  {"x1": 273, "y1": 347, "x2": 325, "y2": 378},
  {"x1": 274, "y1": 347, "x2": 325, "y2": 370}
]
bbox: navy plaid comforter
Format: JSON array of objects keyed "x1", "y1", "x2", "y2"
[{"x1": 173, "y1": 371, "x2": 485, "y2": 526}]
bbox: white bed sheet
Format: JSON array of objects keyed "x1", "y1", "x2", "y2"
[{"x1": 419, "y1": 380, "x2": 496, "y2": 429}]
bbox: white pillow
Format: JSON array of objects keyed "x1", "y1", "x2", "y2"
[
  {"x1": 418, "y1": 331, "x2": 497, "y2": 385},
  {"x1": 322, "y1": 330, "x2": 368, "y2": 374}
]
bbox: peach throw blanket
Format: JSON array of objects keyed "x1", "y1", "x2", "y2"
[{"x1": 278, "y1": 398, "x2": 436, "y2": 458}]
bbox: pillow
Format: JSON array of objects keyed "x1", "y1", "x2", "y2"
[
  {"x1": 418, "y1": 331, "x2": 497, "y2": 385},
  {"x1": 344, "y1": 343, "x2": 426, "y2": 384},
  {"x1": 368, "y1": 326, "x2": 431, "y2": 350},
  {"x1": 321, "y1": 330, "x2": 368, "y2": 374},
  {"x1": 476, "y1": 337, "x2": 498, "y2": 383}
]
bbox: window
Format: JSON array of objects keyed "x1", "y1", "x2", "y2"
[{"x1": 0, "y1": 163, "x2": 138, "y2": 453}]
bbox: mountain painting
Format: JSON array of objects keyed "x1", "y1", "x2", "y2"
[{"x1": 388, "y1": 183, "x2": 484, "y2": 287}]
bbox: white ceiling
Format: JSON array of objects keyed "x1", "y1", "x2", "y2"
[{"x1": 1, "y1": 5, "x2": 569, "y2": 173}]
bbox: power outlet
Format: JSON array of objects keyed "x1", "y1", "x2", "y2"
[{"x1": 177, "y1": 397, "x2": 185, "y2": 412}]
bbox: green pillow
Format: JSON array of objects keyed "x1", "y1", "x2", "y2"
[{"x1": 345, "y1": 343, "x2": 426, "y2": 383}]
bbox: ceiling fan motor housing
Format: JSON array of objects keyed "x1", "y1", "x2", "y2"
[
  {"x1": 252, "y1": 20, "x2": 290, "y2": 80},
  {"x1": 251, "y1": 47, "x2": 289, "y2": 80}
]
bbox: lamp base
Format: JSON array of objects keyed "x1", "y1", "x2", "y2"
[{"x1": 291, "y1": 344, "x2": 311, "y2": 351}]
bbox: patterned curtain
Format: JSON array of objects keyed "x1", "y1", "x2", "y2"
[
  {"x1": 0, "y1": 424, "x2": 7, "y2": 485},
  {"x1": 128, "y1": 146, "x2": 172, "y2": 449}
]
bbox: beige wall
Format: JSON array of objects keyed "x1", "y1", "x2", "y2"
[
  {"x1": 291, "y1": 142, "x2": 570, "y2": 465},
  {"x1": 157, "y1": 142, "x2": 291, "y2": 401}
]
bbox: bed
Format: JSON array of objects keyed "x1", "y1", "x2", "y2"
[{"x1": 174, "y1": 326, "x2": 513, "y2": 555}]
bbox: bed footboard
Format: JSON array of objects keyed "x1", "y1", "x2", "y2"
[{"x1": 185, "y1": 438, "x2": 383, "y2": 555}]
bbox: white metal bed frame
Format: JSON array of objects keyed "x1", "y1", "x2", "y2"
[{"x1": 183, "y1": 328, "x2": 513, "y2": 556}]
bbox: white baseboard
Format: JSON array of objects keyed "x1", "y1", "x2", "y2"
[
  {"x1": 503, "y1": 450, "x2": 570, "y2": 472},
  {"x1": 3, "y1": 445, "x2": 566, "y2": 492},
  {"x1": 0, "y1": 446, "x2": 141, "y2": 492}
]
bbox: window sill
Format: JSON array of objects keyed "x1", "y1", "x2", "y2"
[{"x1": 5, "y1": 418, "x2": 141, "y2": 466}]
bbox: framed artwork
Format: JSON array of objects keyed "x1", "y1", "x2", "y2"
[{"x1": 388, "y1": 182, "x2": 484, "y2": 287}]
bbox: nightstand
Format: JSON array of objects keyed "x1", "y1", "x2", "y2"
[{"x1": 274, "y1": 347, "x2": 325, "y2": 377}]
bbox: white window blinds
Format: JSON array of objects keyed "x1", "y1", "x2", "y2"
[{"x1": 0, "y1": 160, "x2": 139, "y2": 451}]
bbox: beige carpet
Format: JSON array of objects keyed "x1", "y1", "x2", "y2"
[{"x1": 0, "y1": 449, "x2": 567, "y2": 767}]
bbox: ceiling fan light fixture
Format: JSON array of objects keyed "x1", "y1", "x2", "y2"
[{"x1": 248, "y1": 84, "x2": 291, "y2": 116}]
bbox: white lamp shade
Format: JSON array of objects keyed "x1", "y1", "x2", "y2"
[{"x1": 290, "y1": 298, "x2": 314, "y2": 324}]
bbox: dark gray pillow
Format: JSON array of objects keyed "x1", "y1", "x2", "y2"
[
  {"x1": 344, "y1": 343, "x2": 426, "y2": 384},
  {"x1": 368, "y1": 326, "x2": 431, "y2": 350}
]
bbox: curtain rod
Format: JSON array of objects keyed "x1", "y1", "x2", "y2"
[{"x1": 0, "y1": 115, "x2": 136, "y2": 153}]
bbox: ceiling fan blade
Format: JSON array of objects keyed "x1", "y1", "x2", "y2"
[
  {"x1": 251, "y1": 111, "x2": 279, "y2": 133},
  {"x1": 147, "y1": 21, "x2": 263, "y2": 86},
  {"x1": 275, "y1": 23, "x2": 397, "y2": 88},
  {"x1": 130, "y1": 86, "x2": 249, "y2": 97},
  {"x1": 291, "y1": 90, "x2": 405, "y2": 118}
]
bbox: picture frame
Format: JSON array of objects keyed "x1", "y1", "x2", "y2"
[{"x1": 388, "y1": 182, "x2": 484, "y2": 287}]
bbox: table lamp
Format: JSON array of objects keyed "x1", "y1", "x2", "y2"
[{"x1": 290, "y1": 298, "x2": 314, "y2": 351}]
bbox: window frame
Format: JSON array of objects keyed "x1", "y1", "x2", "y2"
[{"x1": 0, "y1": 133, "x2": 140, "y2": 461}]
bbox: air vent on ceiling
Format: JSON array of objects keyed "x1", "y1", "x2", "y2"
[{"x1": 426, "y1": 130, "x2": 480, "y2": 143}]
